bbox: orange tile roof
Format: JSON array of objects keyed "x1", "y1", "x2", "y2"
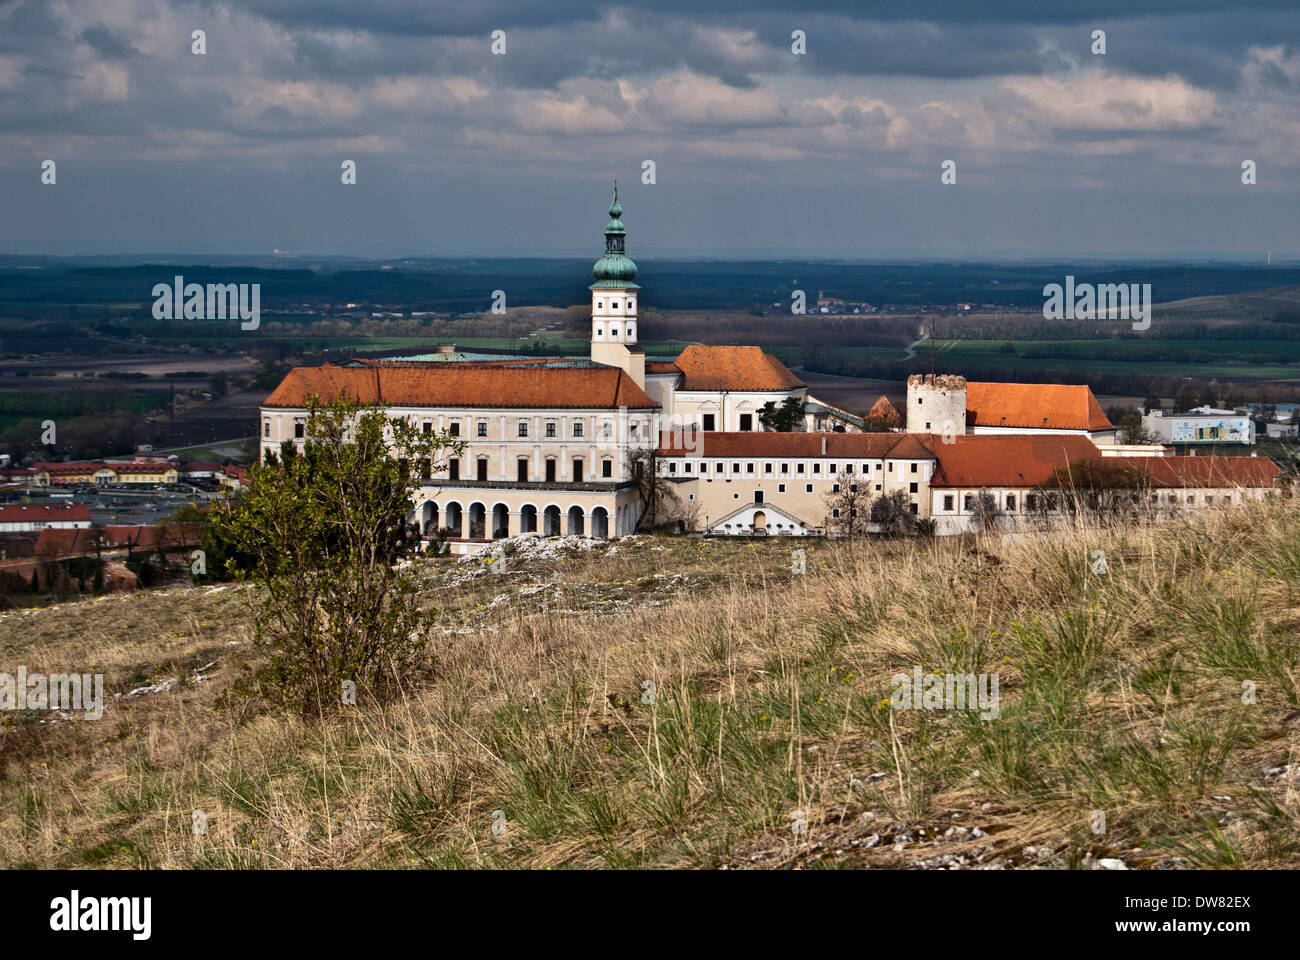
[
  {"x1": 866, "y1": 395, "x2": 901, "y2": 427},
  {"x1": 1123, "y1": 456, "x2": 1281, "y2": 488},
  {"x1": 930, "y1": 434, "x2": 1102, "y2": 487},
  {"x1": 671, "y1": 346, "x2": 805, "y2": 392},
  {"x1": 645, "y1": 361, "x2": 682, "y2": 375},
  {"x1": 264, "y1": 364, "x2": 656, "y2": 410},
  {"x1": 657, "y1": 431, "x2": 933, "y2": 459},
  {"x1": 966, "y1": 382, "x2": 1113, "y2": 432}
]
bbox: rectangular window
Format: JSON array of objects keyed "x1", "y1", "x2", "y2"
[
  {"x1": 263, "y1": 420, "x2": 270, "y2": 438},
  {"x1": 764, "y1": 462, "x2": 773, "y2": 474},
  {"x1": 573, "y1": 458, "x2": 583, "y2": 482},
  {"x1": 684, "y1": 463, "x2": 692, "y2": 474},
  {"x1": 781, "y1": 463, "x2": 789, "y2": 474},
  {"x1": 477, "y1": 421, "x2": 487, "y2": 438},
  {"x1": 517, "y1": 459, "x2": 528, "y2": 483},
  {"x1": 422, "y1": 421, "x2": 432, "y2": 435},
  {"x1": 449, "y1": 459, "x2": 460, "y2": 481},
  {"x1": 909, "y1": 482, "x2": 918, "y2": 494},
  {"x1": 1006, "y1": 494, "x2": 1016, "y2": 511},
  {"x1": 732, "y1": 462, "x2": 741, "y2": 474},
  {"x1": 797, "y1": 463, "x2": 805, "y2": 474},
  {"x1": 739, "y1": 413, "x2": 753, "y2": 431},
  {"x1": 911, "y1": 463, "x2": 918, "y2": 473},
  {"x1": 702, "y1": 413, "x2": 716, "y2": 431},
  {"x1": 943, "y1": 494, "x2": 954, "y2": 511},
  {"x1": 476, "y1": 458, "x2": 488, "y2": 482},
  {"x1": 546, "y1": 422, "x2": 556, "y2": 438},
  {"x1": 755, "y1": 490, "x2": 764, "y2": 503},
  {"x1": 812, "y1": 463, "x2": 821, "y2": 475},
  {"x1": 602, "y1": 459, "x2": 612, "y2": 478},
  {"x1": 964, "y1": 494, "x2": 975, "y2": 511},
  {"x1": 669, "y1": 462, "x2": 677, "y2": 474},
  {"x1": 746, "y1": 463, "x2": 754, "y2": 474},
  {"x1": 294, "y1": 421, "x2": 305, "y2": 439},
  {"x1": 805, "y1": 484, "x2": 813, "y2": 493},
  {"x1": 546, "y1": 460, "x2": 556, "y2": 483},
  {"x1": 1026, "y1": 494, "x2": 1038, "y2": 510},
  {"x1": 573, "y1": 421, "x2": 584, "y2": 438},
  {"x1": 450, "y1": 422, "x2": 460, "y2": 438},
  {"x1": 778, "y1": 483, "x2": 786, "y2": 493},
  {"x1": 518, "y1": 422, "x2": 528, "y2": 437}
]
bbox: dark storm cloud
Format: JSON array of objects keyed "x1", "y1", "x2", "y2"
[{"x1": 0, "y1": 0, "x2": 1297, "y2": 257}]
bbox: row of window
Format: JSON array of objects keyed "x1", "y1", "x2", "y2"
[
  {"x1": 436, "y1": 456, "x2": 615, "y2": 483},
  {"x1": 265, "y1": 418, "x2": 642, "y2": 441},
  {"x1": 665, "y1": 459, "x2": 924, "y2": 478}
]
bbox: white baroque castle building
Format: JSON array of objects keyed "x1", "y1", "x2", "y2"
[{"x1": 261, "y1": 188, "x2": 1281, "y2": 550}]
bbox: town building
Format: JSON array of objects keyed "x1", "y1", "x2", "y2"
[
  {"x1": 1142, "y1": 406, "x2": 1256, "y2": 445},
  {"x1": 0, "y1": 503, "x2": 93, "y2": 533}
]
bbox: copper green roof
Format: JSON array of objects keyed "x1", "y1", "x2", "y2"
[{"x1": 592, "y1": 181, "x2": 638, "y2": 286}]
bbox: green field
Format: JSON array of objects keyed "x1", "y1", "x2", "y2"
[{"x1": 930, "y1": 339, "x2": 1300, "y2": 379}]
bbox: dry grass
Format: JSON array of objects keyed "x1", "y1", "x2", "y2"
[{"x1": 2, "y1": 509, "x2": 1299, "y2": 870}]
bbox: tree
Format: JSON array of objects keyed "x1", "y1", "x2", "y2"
[
  {"x1": 823, "y1": 470, "x2": 870, "y2": 538},
  {"x1": 1037, "y1": 458, "x2": 1154, "y2": 521},
  {"x1": 211, "y1": 394, "x2": 461, "y2": 717},
  {"x1": 1114, "y1": 410, "x2": 1156, "y2": 445},
  {"x1": 759, "y1": 397, "x2": 805, "y2": 432},
  {"x1": 625, "y1": 446, "x2": 684, "y2": 531},
  {"x1": 870, "y1": 489, "x2": 918, "y2": 537},
  {"x1": 970, "y1": 491, "x2": 1004, "y2": 532}
]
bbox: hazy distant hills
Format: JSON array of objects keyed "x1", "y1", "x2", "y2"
[{"x1": 2, "y1": 258, "x2": 1300, "y2": 313}]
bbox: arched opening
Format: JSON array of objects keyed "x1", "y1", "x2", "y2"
[
  {"x1": 753, "y1": 510, "x2": 767, "y2": 534},
  {"x1": 468, "y1": 502, "x2": 486, "y2": 540},
  {"x1": 543, "y1": 505, "x2": 562, "y2": 537},
  {"x1": 591, "y1": 506, "x2": 609, "y2": 539},
  {"x1": 443, "y1": 502, "x2": 463, "y2": 539},
  {"x1": 567, "y1": 506, "x2": 584, "y2": 536},
  {"x1": 520, "y1": 504, "x2": 538, "y2": 534},
  {"x1": 422, "y1": 501, "x2": 439, "y2": 536},
  {"x1": 492, "y1": 503, "x2": 510, "y2": 539}
]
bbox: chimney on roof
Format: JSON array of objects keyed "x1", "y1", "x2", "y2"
[
  {"x1": 821, "y1": 436, "x2": 827, "y2": 456},
  {"x1": 436, "y1": 344, "x2": 456, "y2": 354}
]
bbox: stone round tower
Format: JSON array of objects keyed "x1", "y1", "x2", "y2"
[{"x1": 906, "y1": 373, "x2": 967, "y2": 436}]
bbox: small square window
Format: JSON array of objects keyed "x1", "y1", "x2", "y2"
[
  {"x1": 805, "y1": 484, "x2": 813, "y2": 493},
  {"x1": 477, "y1": 422, "x2": 488, "y2": 437},
  {"x1": 778, "y1": 483, "x2": 786, "y2": 493}
]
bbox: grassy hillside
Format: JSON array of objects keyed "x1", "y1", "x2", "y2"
[{"x1": 3, "y1": 505, "x2": 1299, "y2": 870}]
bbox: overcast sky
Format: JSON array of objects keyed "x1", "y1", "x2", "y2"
[{"x1": 1, "y1": 0, "x2": 1297, "y2": 259}]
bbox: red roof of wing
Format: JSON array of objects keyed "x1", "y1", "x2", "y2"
[
  {"x1": 966, "y1": 382, "x2": 1113, "y2": 432},
  {"x1": 930, "y1": 434, "x2": 1102, "y2": 487},
  {"x1": 1123, "y1": 456, "x2": 1281, "y2": 488},
  {"x1": 671, "y1": 346, "x2": 804, "y2": 392},
  {"x1": 264, "y1": 364, "x2": 656, "y2": 410}
]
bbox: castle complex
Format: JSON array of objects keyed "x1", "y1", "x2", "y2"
[{"x1": 262, "y1": 189, "x2": 1281, "y2": 550}]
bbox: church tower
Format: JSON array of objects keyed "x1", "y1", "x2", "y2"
[{"x1": 590, "y1": 183, "x2": 645, "y2": 389}]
